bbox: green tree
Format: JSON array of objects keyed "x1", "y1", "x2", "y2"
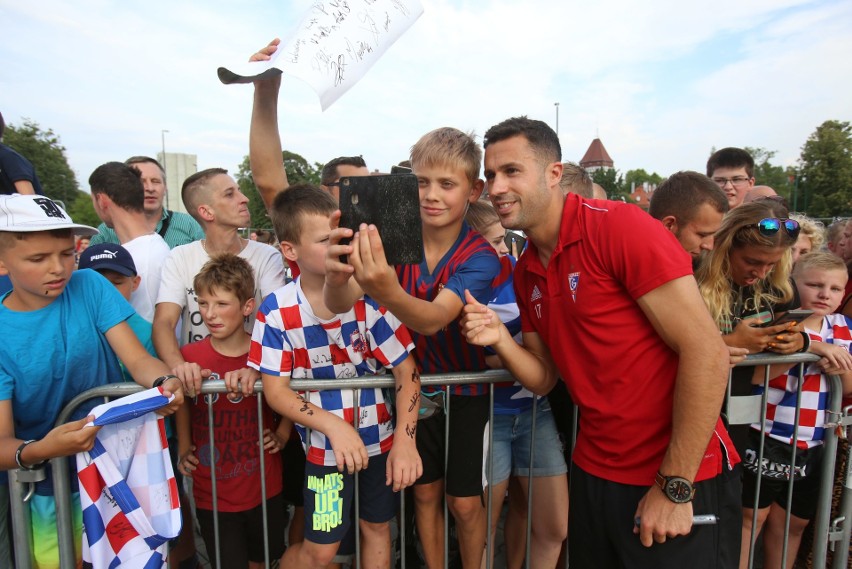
[
  {"x1": 591, "y1": 168, "x2": 626, "y2": 200},
  {"x1": 743, "y1": 146, "x2": 792, "y2": 197},
  {"x1": 65, "y1": 194, "x2": 101, "y2": 228},
  {"x1": 236, "y1": 156, "x2": 272, "y2": 229},
  {"x1": 796, "y1": 120, "x2": 852, "y2": 217},
  {"x1": 235, "y1": 150, "x2": 323, "y2": 230},
  {"x1": 3, "y1": 119, "x2": 81, "y2": 207},
  {"x1": 624, "y1": 168, "x2": 663, "y2": 190},
  {"x1": 282, "y1": 150, "x2": 322, "y2": 186}
]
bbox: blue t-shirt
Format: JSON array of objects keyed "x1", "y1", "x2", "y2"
[
  {"x1": 85, "y1": 270, "x2": 174, "y2": 442},
  {"x1": 122, "y1": 313, "x2": 156, "y2": 378},
  {"x1": 0, "y1": 269, "x2": 134, "y2": 441}
]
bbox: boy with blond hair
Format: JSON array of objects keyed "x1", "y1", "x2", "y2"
[
  {"x1": 249, "y1": 185, "x2": 422, "y2": 569},
  {"x1": 0, "y1": 194, "x2": 183, "y2": 568},
  {"x1": 740, "y1": 251, "x2": 852, "y2": 569},
  {"x1": 324, "y1": 128, "x2": 501, "y2": 569}
]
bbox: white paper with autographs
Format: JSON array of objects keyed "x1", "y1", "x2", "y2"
[{"x1": 218, "y1": 0, "x2": 424, "y2": 110}]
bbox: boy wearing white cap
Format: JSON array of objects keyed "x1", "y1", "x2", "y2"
[{"x1": 0, "y1": 194, "x2": 183, "y2": 568}]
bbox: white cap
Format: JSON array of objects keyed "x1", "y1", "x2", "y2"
[{"x1": 0, "y1": 194, "x2": 98, "y2": 236}]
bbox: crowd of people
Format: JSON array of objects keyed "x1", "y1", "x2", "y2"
[{"x1": 1, "y1": 37, "x2": 851, "y2": 569}]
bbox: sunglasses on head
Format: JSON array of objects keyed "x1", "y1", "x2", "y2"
[{"x1": 753, "y1": 217, "x2": 800, "y2": 239}]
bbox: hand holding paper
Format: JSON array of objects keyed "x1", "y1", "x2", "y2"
[{"x1": 219, "y1": 0, "x2": 424, "y2": 110}]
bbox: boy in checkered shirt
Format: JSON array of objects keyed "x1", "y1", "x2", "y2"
[
  {"x1": 248, "y1": 185, "x2": 422, "y2": 569},
  {"x1": 740, "y1": 251, "x2": 852, "y2": 568}
]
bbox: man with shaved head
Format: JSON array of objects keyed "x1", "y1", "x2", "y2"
[
  {"x1": 153, "y1": 168, "x2": 286, "y2": 391},
  {"x1": 742, "y1": 185, "x2": 787, "y2": 206}
]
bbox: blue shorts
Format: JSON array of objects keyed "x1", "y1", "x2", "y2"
[
  {"x1": 489, "y1": 398, "x2": 568, "y2": 484},
  {"x1": 302, "y1": 452, "x2": 395, "y2": 546}
]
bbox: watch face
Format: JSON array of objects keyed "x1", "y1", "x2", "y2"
[{"x1": 666, "y1": 479, "x2": 693, "y2": 503}]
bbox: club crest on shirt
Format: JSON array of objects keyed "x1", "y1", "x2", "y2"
[
  {"x1": 350, "y1": 329, "x2": 367, "y2": 354},
  {"x1": 568, "y1": 272, "x2": 580, "y2": 302}
]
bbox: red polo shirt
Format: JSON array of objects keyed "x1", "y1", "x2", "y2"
[{"x1": 515, "y1": 194, "x2": 736, "y2": 485}]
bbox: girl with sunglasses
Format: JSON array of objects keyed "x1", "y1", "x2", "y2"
[
  {"x1": 696, "y1": 200, "x2": 805, "y2": 356},
  {"x1": 696, "y1": 200, "x2": 806, "y2": 460},
  {"x1": 696, "y1": 200, "x2": 807, "y2": 569}
]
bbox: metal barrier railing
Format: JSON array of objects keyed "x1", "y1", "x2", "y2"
[
  {"x1": 731, "y1": 352, "x2": 851, "y2": 569},
  {"x1": 6, "y1": 359, "x2": 852, "y2": 568}
]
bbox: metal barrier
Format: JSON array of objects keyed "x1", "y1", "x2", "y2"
[
  {"x1": 6, "y1": 359, "x2": 852, "y2": 568},
  {"x1": 732, "y1": 352, "x2": 852, "y2": 569}
]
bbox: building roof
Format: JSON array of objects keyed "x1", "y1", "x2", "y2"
[
  {"x1": 629, "y1": 183, "x2": 657, "y2": 210},
  {"x1": 580, "y1": 138, "x2": 614, "y2": 168}
]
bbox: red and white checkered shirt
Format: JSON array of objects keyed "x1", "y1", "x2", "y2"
[
  {"x1": 248, "y1": 280, "x2": 413, "y2": 466},
  {"x1": 756, "y1": 313, "x2": 852, "y2": 449}
]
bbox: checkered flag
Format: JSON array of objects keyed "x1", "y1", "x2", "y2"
[{"x1": 76, "y1": 388, "x2": 182, "y2": 568}]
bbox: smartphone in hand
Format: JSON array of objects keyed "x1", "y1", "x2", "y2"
[
  {"x1": 504, "y1": 231, "x2": 526, "y2": 256},
  {"x1": 760, "y1": 309, "x2": 814, "y2": 327},
  {"x1": 338, "y1": 174, "x2": 423, "y2": 265}
]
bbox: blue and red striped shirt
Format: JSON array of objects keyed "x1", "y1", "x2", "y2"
[{"x1": 396, "y1": 222, "x2": 499, "y2": 395}]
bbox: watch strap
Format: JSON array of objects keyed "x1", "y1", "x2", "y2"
[
  {"x1": 15, "y1": 439, "x2": 47, "y2": 471},
  {"x1": 798, "y1": 331, "x2": 811, "y2": 353},
  {"x1": 152, "y1": 374, "x2": 179, "y2": 388}
]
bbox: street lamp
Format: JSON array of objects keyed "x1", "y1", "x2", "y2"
[
  {"x1": 161, "y1": 129, "x2": 169, "y2": 208},
  {"x1": 554, "y1": 102, "x2": 560, "y2": 136}
]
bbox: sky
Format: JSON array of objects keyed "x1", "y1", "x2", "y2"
[{"x1": 2, "y1": 0, "x2": 851, "y2": 193}]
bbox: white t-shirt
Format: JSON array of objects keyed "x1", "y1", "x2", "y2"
[
  {"x1": 123, "y1": 233, "x2": 170, "y2": 322},
  {"x1": 156, "y1": 240, "x2": 286, "y2": 346}
]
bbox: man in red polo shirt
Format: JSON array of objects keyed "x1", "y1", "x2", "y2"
[{"x1": 461, "y1": 116, "x2": 740, "y2": 568}]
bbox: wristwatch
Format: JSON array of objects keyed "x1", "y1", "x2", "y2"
[
  {"x1": 655, "y1": 472, "x2": 695, "y2": 503},
  {"x1": 152, "y1": 374, "x2": 179, "y2": 388}
]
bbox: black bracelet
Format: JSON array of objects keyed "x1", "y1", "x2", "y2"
[
  {"x1": 15, "y1": 440, "x2": 47, "y2": 470},
  {"x1": 798, "y1": 332, "x2": 811, "y2": 353},
  {"x1": 152, "y1": 374, "x2": 179, "y2": 388}
]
